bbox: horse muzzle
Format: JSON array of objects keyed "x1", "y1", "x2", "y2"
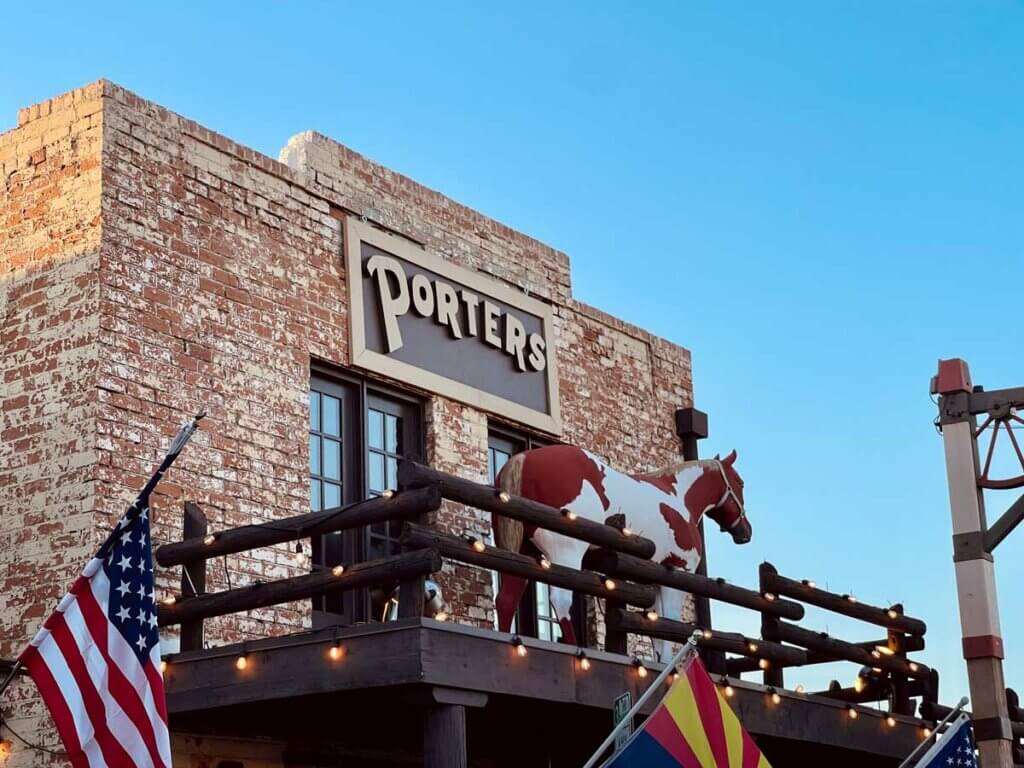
[{"x1": 729, "y1": 516, "x2": 752, "y2": 545}]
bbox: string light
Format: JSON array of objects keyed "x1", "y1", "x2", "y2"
[
  {"x1": 758, "y1": 659, "x2": 770, "y2": 670},
  {"x1": 632, "y1": 658, "x2": 648, "y2": 678},
  {"x1": 577, "y1": 650, "x2": 591, "y2": 671},
  {"x1": 328, "y1": 643, "x2": 344, "y2": 661},
  {"x1": 795, "y1": 685, "x2": 805, "y2": 694},
  {"x1": 539, "y1": 555, "x2": 552, "y2": 570},
  {"x1": 604, "y1": 578, "x2": 617, "y2": 591},
  {"x1": 874, "y1": 645, "x2": 895, "y2": 657},
  {"x1": 719, "y1": 678, "x2": 735, "y2": 698},
  {"x1": 512, "y1": 636, "x2": 528, "y2": 657},
  {"x1": 161, "y1": 594, "x2": 177, "y2": 606},
  {"x1": 847, "y1": 706, "x2": 858, "y2": 720},
  {"x1": 644, "y1": 610, "x2": 659, "y2": 621},
  {"x1": 235, "y1": 654, "x2": 248, "y2": 671},
  {"x1": 871, "y1": 650, "x2": 882, "y2": 660},
  {"x1": 922, "y1": 727, "x2": 932, "y2": 739},
  {"x1": 701, "y1": 628, "x2": 713, "y2": 640},
  {"x1": 908, "y1": 662, "x2": 920, "y2": 673},
  {"x1": 768, "y1": 688, "x2": 781, "y2": 705},
  {"x1": 434, "y1": 610, "x2": 449, "y2": 622},
  {"x1": 498, "y1": 490, "x2": 511, "y2": 503},
  {"x1": 885, "y1": 716, "x2": 897, "y2": 728},
  {"x1": 295, "y1": 539, "x2": 309, "y2": 568},
  {"x1": 203, "y1": 533, "x2": 217, "y2": 545},
  {"x1": 802, "y1": 579, "x2": 817, "y2": 589},
  {"x1": 763, "y1": 592, "x2": 776, "y2": 602},
  {"x1": 843, "y1": 594, "x2": 857, "y2": 604},
  {"x1": 562, "y1": 508, "x2": 578, "y2": 521},
  {"x1": 854, "y1": 676, "x2": 866, "y2": 693},
  {"x1": 747, "y1": 641, "x2": 759, "y2": 653},
  {"x1": 332, "y1": 564, "x2": 345, "y2": 576},
  {"x1": 666, "y1": 670, "x2": 678, "y2": 685},
  {"x1": 622, "y1": 528, "x2": 634, "y2": 537},
  {"x1": 381, "y1": 489, "x2": 395, "y2": 499},
  {"x1": 887, "y1": 606, "x2": 900, "y2": 620},
  {"x1": 159, "y1": 660, "x2": 168, "y2": 674},
  {"x1": 464, "y1": 535, "x2": 486, "y2": 553}
]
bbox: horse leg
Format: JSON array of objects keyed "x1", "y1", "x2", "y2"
[
  {"x1": 655, "y1": 586, "x2": 687, "y2": 663},
  {"x1": 534, "y1": 532, "x2": 591, "y2": 645},
  {"x1": 496, "y1": 574, "x2": 529, "y2": 633},
  {"x1": 548, "y1": 586, "x2": 577, "y2": 644}
]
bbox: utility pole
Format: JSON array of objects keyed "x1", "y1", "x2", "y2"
[{"x1": 932, "y1": 359, "x2": 1024, "y2": 768}]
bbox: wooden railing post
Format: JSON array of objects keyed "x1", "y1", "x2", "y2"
[
  {"x1": 758, "y1": 562, "x2": 784, "y2": 688},
  {"x1": 179, "y1": 501, "x2": 207, "y2": 652},
  {"x1": 397, "y1": 479, "x2": 430, "y2": 619},
  {"x1": 888, "y1": 610, "x2": 912, "y2": 715},
  {"x1": 602, "y1": 514, "x2": 628, "y2": 655}
]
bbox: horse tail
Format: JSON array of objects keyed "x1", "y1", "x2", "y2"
[{"x1": 493, "y1": 452, "x2": 525, "y2": 553}]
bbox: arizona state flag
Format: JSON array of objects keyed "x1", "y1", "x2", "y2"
[{"x1": 603, "y1": 655, "x2": 771, "y2": 767}]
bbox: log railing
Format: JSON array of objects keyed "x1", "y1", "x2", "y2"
[{"x1": 155, "y1": 458, "x2": 944, "y2": 723}]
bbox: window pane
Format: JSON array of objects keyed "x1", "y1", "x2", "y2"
[
  {"x1": 323, "y1": 439, "x2": 341, "y2": 480},
  {"x1": 368, "y1": 452, "x2": 385, "y2": 493},
  {"x1": 385, "y1": 414, "x2": 399, "y2": 453},
  {"x1": 309, "y1": 435, "x2": 320, "y2": 476},
  {"x1": 310, "y1": 479, "x2": 321, "y2": 512},
  {"x1": 324, "y1": 482, "x2": 341, "y2": 509},
  {"x1": 322, "y1": 395, "x2": 340, "y2": 437},
  {"x1": 386, "y1": 457, "x2": 397, "y2": 491},
  {"x1": 310, "y1": 391, "x2": 321, "y2": 431},
  {"x1": 368, "y1": 409, "x2": 384, "y2": 450}
]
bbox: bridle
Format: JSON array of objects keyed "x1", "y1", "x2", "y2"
[{"x1": 704, "y1": 459, "x2": 747, "y2": 531}]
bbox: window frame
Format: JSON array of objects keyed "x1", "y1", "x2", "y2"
[{"x1": 310, "y1": 364, "x2": 424, "y2": 626}]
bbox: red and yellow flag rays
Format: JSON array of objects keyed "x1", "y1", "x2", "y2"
[{"x1": 632, "y1": 658, "x2": 771, "y2": 768}]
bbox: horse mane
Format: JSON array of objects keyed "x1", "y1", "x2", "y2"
[{"x1": 644, "y1": 457, "x2": 711, "y2": 478}]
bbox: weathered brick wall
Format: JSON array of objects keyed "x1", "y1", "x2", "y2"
[
  {"x1": 0, "y1": 80, "x2": 695, "y2": 765},
  {"x1": 0, "y1": 83, "x2": 105, "y2": 766}
]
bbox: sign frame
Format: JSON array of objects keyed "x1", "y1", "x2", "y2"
[{"x1": 345, "y1": 217, "x2": 562, "y2": 435}]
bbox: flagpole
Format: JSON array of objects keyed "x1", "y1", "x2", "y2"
[
  {"x1": 0, "y1": 661, "x2": 22, "y2": 699},
  {"x1": 582, "y1": 630, "x2": 703, "y2": 768},
  {"x1": 896, "y1": 696, "x2": 969, "y2": 768}
]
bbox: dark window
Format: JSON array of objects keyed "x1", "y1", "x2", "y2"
[
  {"x1": 310, "y1": 370, "x2": 422, "y2": 626},
  {"x1": 488, "y1": 426, "x2": 586, "y2": 643}
]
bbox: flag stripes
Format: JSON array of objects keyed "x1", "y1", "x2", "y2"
[{"x1": 20, "y1": 559, "x2": 171, "y2": 768}]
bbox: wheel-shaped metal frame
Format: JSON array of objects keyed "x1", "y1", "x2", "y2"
[{"x1": 975, "y1": 404, "x2": 1024, "y2": 490}]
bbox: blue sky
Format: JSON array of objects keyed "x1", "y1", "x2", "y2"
[{"x1": 4, "y1": 2, "x2": 1023, "y2": 706}]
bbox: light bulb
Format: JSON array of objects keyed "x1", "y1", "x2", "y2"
[
  {"x1": 908, "y1": 662, "x2": 920, "y2": 673},
  {"x1": 758, "y1": 659, "x2": 770, "y2": 670},
  {"x1": 512, "y1": 636, "x2": 527, "y2": 657},
  {"x1": 747, "y1": 641, "x2": 758, "y2": 653},
  {"x1": 886, "y1": 716, "x2": 896, "y2": 727},
  {"x1": 887, "y1": 608, "x2": 899, "y2": 619},
  {"x1": 724, "y1": 685, "x2": 735, "y2": 698},
  {"x1": 795, "y1": 685, "x2": 805, "y2": 694},
  {"x1": 332, "y1": 564, "x2": 345, "y2": 576},
  {"x1": 622, "y1": 528, "x2": 633, "y2": 536},
  {"x1": 498, "y1": 491, "x2": 511, "y2": 503},
  {"x1": 845, "y1": 594, "x2": 857, "y2": 604},
  {"x1": 763, "y1": 592, "x2": 776, "y2": 602},
  {"x1": 701, "y1": 629, "x2": 713, "y2": 640},
  {"x1": 854, "y1": 676, "x2": 866, "y2": 693},
  {"x1": 562, "y1": 508, "x2": 577, "y2": 521},
  {"x1": 382, "y1": 489, "x2": 395, "y2": 499},
  {"x1": 203, "y1": 533, "x2": 216, "y2": 545},
  {"x1": 875, "y1": 645, "x2": 894, "y2": 657},
  {"x1": 645, "y1": 610, "x2": 659, "y2": 621},
  {"x1": 848, "y1": 707, "x2": 858, "y2": 720},
  {"x1": 577, "y1": 651, "x2": 590, "y2": 671},
  {"x1": 771, "y1": 692, "x2": 781, "y2": 705},
  {"x1": 329, "y1": 644, "x2": 343, "y2": 661},
  {"x1": 434, "y1": 611, "x2": 449, "y2": 622},
  {"x1": 159, "y1": 660, "x2": 167, "y2": 674},
  {"x1": 604, "y1": 578, "x2": 617, "y2": 591},
  {"x1": 466, "y1": 535, "x2": 486, "y2": 553},
  {"x1": 235, "y1": 655, "x2": 248, "y2": 671},
  {"x1": 162, "y1": 594, "x2": 177, "y2": 606},
  {"x1": 539, "y1": 556, "x2": 552, "y2": 570},
  {"x1": 923, "y1": 728, "x2": 932, "y2": 739}
]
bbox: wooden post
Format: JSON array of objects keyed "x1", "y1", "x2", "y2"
[
  {"x1": 758, "y1": 562, "x2": 784, "y2": 688},
  {"x1": 180, "y1": 502, "x2": 207, "y2": 652},
  {"x1": 934, "y1": 359, "x2": 1014, "y2": 767},
  {"x1": 888, "y1": 619, "x2": 912, "y2": 716},
  {"x1": 676, "y1": 407, "x2": 726, "y2": 674},
  {"x1": 424, "y1": 703, "x2": 467, "y2": 768},
  {"x1": 397, "y1": 474, "x2": 428, "y2": 619},
  {"x1": 602, "y1": 514, "x2": 628, "y2": 654}
]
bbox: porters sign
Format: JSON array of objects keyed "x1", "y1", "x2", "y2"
[{"x1": 345, "y1": 218, "x2": 561, "y2": 433}]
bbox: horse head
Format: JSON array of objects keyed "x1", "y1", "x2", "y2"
[{"x1": 704, "y1": 449, "x2": 750, "y2": 545}]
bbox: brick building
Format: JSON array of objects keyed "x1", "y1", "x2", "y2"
[{"x1": 1, "y1": 81, "x2": 696, "y2": 766}]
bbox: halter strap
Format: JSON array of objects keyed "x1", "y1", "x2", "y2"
[{"x1": 704, "y1": 459, "x2": 746, "y2": 529}]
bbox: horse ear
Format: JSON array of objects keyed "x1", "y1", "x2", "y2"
[
  {"x1": 724, "y1": 449, "x2": 737, "y2": 466},
  {"x1": 713, "y1": 453, "x2": 720, "y2": 461}
]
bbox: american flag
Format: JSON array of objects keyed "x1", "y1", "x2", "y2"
[
  {"x1": 915, "y1": 714, "x2": 976, "y2": 768},
  {"x1": 17, "y1": 414, "x2": 203, "y2": 768}
]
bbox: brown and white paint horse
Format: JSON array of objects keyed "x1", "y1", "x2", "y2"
[{"x1": 493, "y1": 444, "x2": 750, "y2": 661}]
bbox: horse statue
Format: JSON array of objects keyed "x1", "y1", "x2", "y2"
[{"x1": 492, "y1": 444, "x2": 750, "y2": 661}]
